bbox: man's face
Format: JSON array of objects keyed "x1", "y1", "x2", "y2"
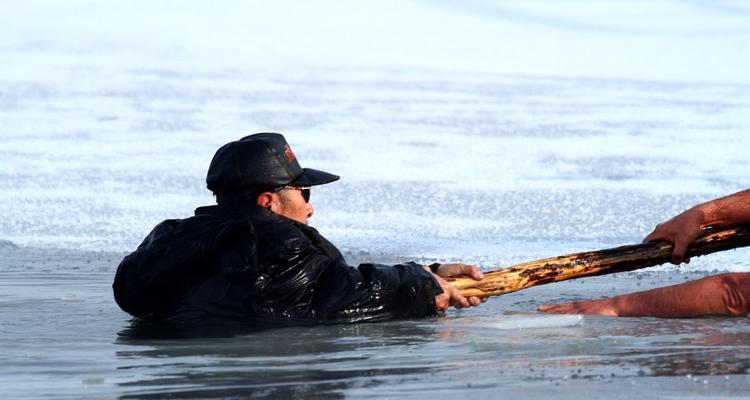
[{"x1": 269, "y1": 187, "x2": 314, "y2": 225}]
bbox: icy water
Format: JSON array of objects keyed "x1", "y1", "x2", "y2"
[
  {"x1": 2, "y1": 1, "x2": 750, "y2": 399},
  {"x1": 3, "y1": 246, "x2": 750, "y2": 399}
]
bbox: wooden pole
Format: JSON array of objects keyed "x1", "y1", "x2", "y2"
[{"x1": 448, "y1": 224, "x2": 750, "y2": 299}]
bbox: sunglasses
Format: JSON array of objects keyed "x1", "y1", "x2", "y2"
[{"x1": 277, "y1": 186, "x2": 311, "y2": 202}]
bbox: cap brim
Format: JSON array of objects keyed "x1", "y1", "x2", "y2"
[{"x1": 291, "y1": 168, "x2": 340, "y2": 187}]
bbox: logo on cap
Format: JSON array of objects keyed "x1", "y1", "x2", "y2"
[{"x1": 284, "y1": 144, "x2": 296, "y2": 163}]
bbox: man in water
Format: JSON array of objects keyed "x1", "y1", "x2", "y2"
[
  {"x1": 114, "y1": 133, "x2": 484, "y2": 326},
  {"x1": 539, "y1": 189, "x2": 750, "y2": 317}
]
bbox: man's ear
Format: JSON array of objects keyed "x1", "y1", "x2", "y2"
[{"x1": 256, "y1": 192, "x2": 275, "y2": 208}]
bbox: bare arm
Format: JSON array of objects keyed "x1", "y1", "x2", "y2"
[
  {"x1": 699, "y1": 189, "x2": 750, "y2": 226},
  {"x1": 645, "y1": 189, "x2": 750, "y2": 263},
  {"x1": 538, "y1": 190, "x2": 750, "y2": 318},
  {"x1": 538, "y1": 272, "x2": 750, "y2": 317}
]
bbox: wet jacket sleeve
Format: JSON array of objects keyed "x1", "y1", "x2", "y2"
[{"x1": 254, "y1": 231, "x2": 442, "y2": 323}]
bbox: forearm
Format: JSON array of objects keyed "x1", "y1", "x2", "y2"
[
  {"x1": 332, "y1": 262, "x2": 441, "y2": 319},
  {"x1": 608, "y1": 273, "x2": 750, "y2": 317},
  {"x1": 695, "y1": 189, "x2": 750, "y2": 227}
]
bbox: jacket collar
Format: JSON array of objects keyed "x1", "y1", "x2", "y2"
[
  {"x1": 195, "y1": 196, "x2": 292, "y2": 224},
  {"x1": 195, "y1": 196, "x2": 340, "y2": 260}
]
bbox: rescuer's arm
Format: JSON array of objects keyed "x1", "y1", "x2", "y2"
[
  {"x1": 645, "y1": 189, "x2": 750, "y2": 264},
  {"x1": 538, "y1": 272, "x2": 750, "y2": 317}
]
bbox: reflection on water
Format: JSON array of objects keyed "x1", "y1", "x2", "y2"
[
  {"x1": 515, "y1": 317, "x2": 750, "y2": 380},
  {"x1": 109, "y1": 283, "x2": 750, "y2": 399},
  {"x1": 116, "y1": 322, "x2": 438, "y2": 399}
]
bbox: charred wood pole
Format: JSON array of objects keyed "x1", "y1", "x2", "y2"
[{"x1": 448, "y1": 224, "x2": 750, "y2": 299}]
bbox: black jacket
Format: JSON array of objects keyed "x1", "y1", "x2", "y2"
[{"x1": 113, "y1": 198, "x2": 442, "y2": 326}]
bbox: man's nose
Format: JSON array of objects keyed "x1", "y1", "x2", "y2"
[{"x1": 307, "y1": 203, "x2": 314, "y2": 219}]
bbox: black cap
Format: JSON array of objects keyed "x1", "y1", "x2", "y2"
[{"x1": 206, "y1": 132, "x2": 339, "y2": 195}]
